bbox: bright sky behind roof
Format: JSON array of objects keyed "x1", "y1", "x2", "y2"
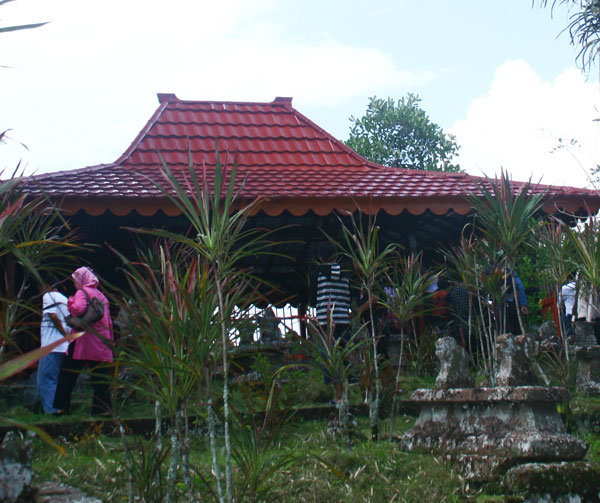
[{"x1": 2, "y1": 0, "x2": 600, "y2": 188}]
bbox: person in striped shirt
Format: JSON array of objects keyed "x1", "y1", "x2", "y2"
[
  {"x1": 313, "y1": 241, "x2": 351, "y2": 341},
  {"x1": 310, "y1": 241, "x2": 353, "y2": 401}
]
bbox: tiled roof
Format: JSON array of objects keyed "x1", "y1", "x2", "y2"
[{"x1": 22, "y1": 94, "x2": 600, "y2": 217}]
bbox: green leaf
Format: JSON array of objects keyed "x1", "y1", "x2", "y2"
[{"x1": 0, "y1": 332, "x2": 83, "y2": 381}]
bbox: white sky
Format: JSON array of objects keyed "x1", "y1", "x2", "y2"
[{"x1": 2, "y1": 0, "x2": 600, "y2": 188}]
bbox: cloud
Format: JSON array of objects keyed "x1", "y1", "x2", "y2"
[
  {"x1": 1, "y1": 0, "x2": 440, "y2": 175},
  {"x1": 450, "y1": 60, "x2": 600, "y2": 189}
]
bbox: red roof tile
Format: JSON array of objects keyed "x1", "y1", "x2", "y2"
[{"x1": 22, "y1": 94, "x2": 600, "y2": 217}]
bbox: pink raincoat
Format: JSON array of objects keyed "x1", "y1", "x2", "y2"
[{"x1": 67, "y1": 267, "x2": 113, "y2": 362}]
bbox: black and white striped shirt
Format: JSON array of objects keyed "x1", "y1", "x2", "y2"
[{"x1": 315, "y1": 263, "x2": 351, "y2": 327}]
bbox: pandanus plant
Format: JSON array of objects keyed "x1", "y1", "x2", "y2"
[
  {"x1": 565, "y1": 216, "x2": 600, "y2": 322},
  {"x1": 0, "y1": 167, "x2": 79, "y2": 355},
  {"x1": 332, "y1": 213, "x2": 397, "y2": 441},
  {"x1": 115, "y1": 146, "x2": 279, "y2": 503},
  {"x1": 0, "y1": 165, "x2": 80, "y2": 451},
  {"x1": 114, "y1": 243, "x2": 223, "y2": 503},
  {"x1": 383, "y1": 252, "x2": 437, "y2": 440},
  {"x1": 444, "y1": 172, "x2": 545, "y2": 384},
  {"x1": 469, "y1": 171, "x2": 545, "y2": 336},
  {"x1": 303, "y1": 318, "x2": 365, "y2": 443}
]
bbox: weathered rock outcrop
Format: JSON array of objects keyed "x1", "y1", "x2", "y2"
[
  {"x1": 399, "y1": 335, "x2": 600, "y2": 501},
  {"x1": 0, "y1": 432, "x2": 34, "y2": 503},
  {"x1": 434, "y1": 336, "x2": 474, "y2": 389}
]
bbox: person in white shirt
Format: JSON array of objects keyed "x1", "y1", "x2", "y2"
[
  {"x1": 37, "y1": 289, "x2": 70, "y2": 414},
  {"x1": 559, "y1": 278, "x2": 576, "y2": 336},
  {"x1": 576, "y1": 279, "x2": 600, "y2": 344}
]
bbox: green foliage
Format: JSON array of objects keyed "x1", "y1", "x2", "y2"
[
  {"x1": 536, "y1": 0, "x2": 600, "y2": 72},
  {"x1": 301, "y1": 323, "x2": 366, "y2": 404},
  {"x1": 529, "y1": 221, "x2": 578, "y2": 342},
  {"x1": 331, "y1": 214, "x2": 398, "y2": 440},
  {"x1": 405, "y1": 327, "x2": 439, "y2": 377},
  {"x1": 116, "y1": 434, "x2": 170, "y2": 503},
  {"x1": 112, "y1": 148, "x2": 283, "y2": 503},
  {"x1": 384, "y1": 253, "x2": 437, "y2": 329},
  {"x1": 31, "y1": 415, "x2": 467, "y2": 503},
  {"x1": 514, "y1": 253, "x2": 543, "y2": 329},
  {"x1": 231, "y1": 381, "x2": 299, "y2": 503},
  {"x1": 469, "y1": 172, "x2": 545, "y2": 267},
  {"x1": 115, "y1": 243, "x2": 220, "y2": 418},
  {"x1": 0, "y1": 170, "x2": 80, "y2": 352},
  {"x1": 444, "y1": 172, "x2": 547, "y2": 382},
  {"x1": 566, "y1": 216, "x2": 600, "y2": 296},
  {"x1": 346, "y1": 94, "x2": 461, "y2": 172}
]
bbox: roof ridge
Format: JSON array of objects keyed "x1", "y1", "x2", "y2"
[
  {"x1": 281, "y1": 101, "x2": 373, "y2": 168},
  {"x1": 157, "y1": 93, "x2": 294, "y2": 108},
  {"x1": 115, "y1": 101, "x2": 169, "y2": 165},
  {"x1": 26, "y1": 163, "x2": 118, "y2": 181}
]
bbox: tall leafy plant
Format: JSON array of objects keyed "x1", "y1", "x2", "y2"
[
  {"x1": 535, "y1": 222, "x2": 576, "y2": 340},
  {"x1": 443, "y1": 233, "x2": 480, "y2": 362},
  {"x1": 0, "y1": 170, "x2": 79, "y2": 354},
  {"x1": 469, "y1": 171, "x2": 545, "y2": 336},
  {"x1": 115, "y1": 243, "x2": 222, "y2": 503},
  {"x1": 565, "y1": 216, "x2": 600, "y2": 320},
  {"x1": 333, "y1": 214, "x2": 397, "y2": 440},
  {"x1": 303, "y1": 321, "x2": 365, "y2": 442},
  {"x1": 384, "y1": 252, "x2": 437, "y2": 439},
  {"x1": 121, "y1": 147, "x2": 276, "y2": 502},
  {"x1": 444, "y1": 173, "x2": 546, "y2": 384}
]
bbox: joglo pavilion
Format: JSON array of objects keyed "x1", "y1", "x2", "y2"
[{"x1": 21, "y1": 93, "x2": 600, "y2": 323}]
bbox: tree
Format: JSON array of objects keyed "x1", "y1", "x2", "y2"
[
  {"x1": 346, "y1": 94, "x2": 461, "y2": 172},
  {"x1": 535, "y1": 0, "x2": 600, "y2": 72}
]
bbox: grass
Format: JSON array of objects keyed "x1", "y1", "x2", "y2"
[
  {"x1": 7, "y1": 372, "x2": 600, "y2": 502},
  {"x1": 29, "y1": 415, "x2": 600, "y2": 502},
  {"x1": 31, "y1": 415, "x2": 468, "y2": 503}
]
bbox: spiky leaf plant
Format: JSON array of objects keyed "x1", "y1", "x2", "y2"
[
  {"x1": 330, "y1": 213, "x2": 397, "y2": 441},
  {"x1": 469, "y1": 171, "x2": 545, "y2": 335},
  {"x1": 383, "y1": 252, "x2": 437, "y2": 439},
  {"x1": 0, "y1": 169, "x2": 79, "y2": 354},
  {"x1": 115, "y1": 147, "x2": 281, "y2": 503}
]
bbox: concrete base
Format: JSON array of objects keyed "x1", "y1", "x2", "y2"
[
  {"x1": 503, "y1": 461, "x2": 600, "y2": 502},
  {"x1": 575, "y1": 345, "x2": 600, "y2": 395},
  {"x1": 400, "y1": 386, "x2": 588, "y2": 483}
]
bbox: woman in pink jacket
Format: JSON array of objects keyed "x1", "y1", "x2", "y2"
[{"x1": 53, "y1": 267, "x2": 114, "y2": 416}]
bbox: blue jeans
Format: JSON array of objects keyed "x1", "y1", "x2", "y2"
[{"x1": 37, "y1": 352, "x2": 65, "y2": 413}]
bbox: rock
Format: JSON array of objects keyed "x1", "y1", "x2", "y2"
[
  {"x1": 572, "y1": 321, "x2": 597, "y2": 347},
  {"x1": 575, "y1": 346, "x2": 600, "y2": 396},
  {"x1": 258, "y1": 308, "x2": 281, "y2": 341},
  {"x1": 402, "y1": 385, "x2": 588, "y2": 483},
  {"x1": 238, "y1": 318, "x2": 256, "y2": 346},
  {"x1": 37, "y1": 481, "x2": 102, "y2": 503},
  {"x1": 0, "y1": 432, "x2": 34, "y2": 503},
  {"x1": 451, "y1": 454, "x2": 516, "y2": 484},
  {"x1": 503, "y1": 461, "x2": 600, "y2": 502},
  {"x1": 434, "y1": 336, "x2": 474, "y2": 389},
  {"x1": 538, "y1": 320, "x2": 560, "y2": 350},
  {"x1": 495, "y1": 333, "x2": 539, "y2": 386}
]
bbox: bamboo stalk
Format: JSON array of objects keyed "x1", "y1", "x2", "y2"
[
  {"x1": 166, "y1": 412, "x2": 181, "y2": 503},
  {"x1": 180, "y1": 401, "x2": 194, "y2": 503},
  {"x1": 216, "y1": 282, "x2": 233, "y2": 503},
  {"x1": 368, "y1": 301, "x2": 380, "y2": 441},
  {"x1": 207, "y1": 397, "x2": 225, "y2": 503},
  {"x1": 117, "y1": 421, "x2": 135, "y2": 503}
]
